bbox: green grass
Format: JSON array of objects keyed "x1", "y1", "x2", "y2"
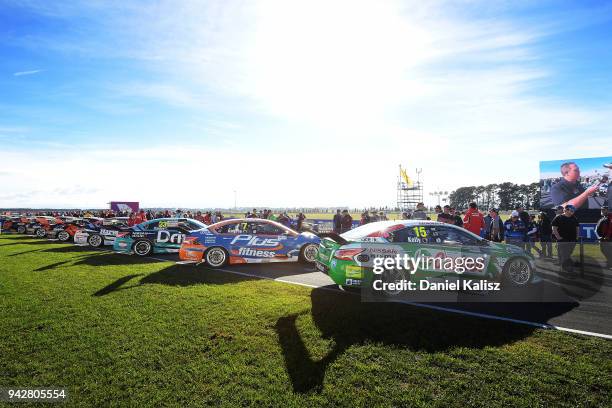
[{"x1": 1, "y1": 235, "x2": 611, "y2": 407}]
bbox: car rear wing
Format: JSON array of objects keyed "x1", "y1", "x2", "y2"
[{"x1": 315, "y1": 232, "x2": 348, "y2": 245}]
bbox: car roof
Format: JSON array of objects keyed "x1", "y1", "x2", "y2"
[{"x1": 341, "y1": 219, "x2": 480, "y2": 240}]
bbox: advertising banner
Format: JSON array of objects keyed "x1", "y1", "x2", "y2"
[
  {"x1": 110, "y1": 201, "x2": 139, "y2": 213},
  {"x1": 540, "y1": 156, "x2": 611, "y2": 210}
]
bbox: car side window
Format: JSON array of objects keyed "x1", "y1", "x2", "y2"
[
  {"x1": 250, "y1": 222, "x2": 284, "y2": 235},
  {"x1": 434, "y1": 226, "x2": 479, "y2": 246},
  {"x1": 215, "y1": 222, "x2": 243, "y2": 234},
  {"x1": 144, "y1": 221, "x2": 159, "y2": 230},
  {"x1": 389, "y1": 227, "x2": 421, "y2": 243}
]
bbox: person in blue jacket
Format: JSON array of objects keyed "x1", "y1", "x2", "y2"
[{"x1": 504, "y1": 210, "x2": 526, "y2": 249}]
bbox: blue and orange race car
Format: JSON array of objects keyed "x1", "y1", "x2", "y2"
[
  {"x1": 178, "y1": 218, "x2": 320, "y2": 268},
  {"x1": 113, "y1": 218, "x2": 207, "y2": 256}
]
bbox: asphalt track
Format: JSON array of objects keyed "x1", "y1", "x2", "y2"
[
  {"x1": 159, "y1": 254, "x2": 612, "y2": 339},
  {"x1": 6, "y1": 234, "x2": 612, "y2": 339}
]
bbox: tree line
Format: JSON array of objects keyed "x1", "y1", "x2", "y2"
[{"x1": 448, "y1": 182, "x2": 540, "y2": 211}]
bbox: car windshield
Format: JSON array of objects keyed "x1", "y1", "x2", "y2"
[{"x1": 341, "y1": 221, "x2": 400, "y2": 240}]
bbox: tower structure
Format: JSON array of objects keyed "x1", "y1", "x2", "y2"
[{"x1": 397, "y1": 165, "x2": 423, "y2": 211}]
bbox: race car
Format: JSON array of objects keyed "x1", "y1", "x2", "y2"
[
  {"x1": 74, "y1": 217, "x2": 129, "y2": 247},
  {"x1": 178, "y1": 218, "x2": 320, "y2": 268},
  {"x1": 25, "y1": 216, "x2": 63, "y2": 237},
  {"x1": 113, "y1": 218, "x2": 207, "y2": 256},
  {"x1": 315, "y1": 220, "x2": 539, "y2": 289},
  {"x1": 0, "y1": 216, "x2": 31, "y2": 234},
  {"x1": 46, "y1": 217, "x2": 103, "y2": 242}
]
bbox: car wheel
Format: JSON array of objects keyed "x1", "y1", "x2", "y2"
[
  {"x1": 17, "y1": 226, "x2": 26, "y2": 234},
  {"x1": 133, "y1": 240, "x2": 153, "y2": 256},
  {"x1": 381, "y1": 268, "x2": 406, "y2": 296},
  {"x1": 299, "y1": 243, "x2": 319, "y2": 263},
  {"x1": 35, "y1": 228, "x2": 47, "y2": 238},
  {"x1": 57, "y1": 231, "x2": 70, "y2": 241},
  {"x1": 205, "y1": 247, "x2": 228, "y2": 268},
  {"x1": 88, "y1": 234, "x2": 103, "y2": 248},
  {"x1": 503, "y1": 257, "x2": 532, "y2": 286}
]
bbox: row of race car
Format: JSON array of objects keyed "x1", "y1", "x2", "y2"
[{"x1": 1, "y1": 214, "x2": 539, "y2": 289}]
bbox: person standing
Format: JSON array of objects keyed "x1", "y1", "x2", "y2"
[
  {"x1": 486, "y1": 208, "x2": 504, "y2": 242},
  {"x1": 595, "y1": 206, "x2": 612, "y2": 269},
  {"x1": 537, "y1": 212, "x2": 553, "y2": 259},
  {"x1": 134, "y1": 210, "x2": 147, "y2": 225},
  {"x1": 437, "y1": 205, "x2": 453, "y2": 224},
  {"x1": 504, "y1": 211, "x2": 526, "y2": 249},
  {"x1": 360, "y1": 210, "x2": 371, "y2": 226},
  {"x1": 296, "y1": 212, "x2": 306, "y2": 232},
  {"x1": 552, "y1": 204, "x2": 580, "y2": 275},
  {"x1": 412, "y1": 203, "x2": 427, "y2": 220},
  {"x1": 333, "y1": 210, "x2": 342, "y2": 234},
  {"x1": 450, "y1": 207, "x2": 463, "y2": 227},
  {"x1": 463, "y1": 202, "x2": 485, "y2": 236},
  {"x1": 340, "y1": 210, "x2": 352, "y2": 233},
  {"x1": 526, "y1": 214, "x2": 542, "y2": 257}
]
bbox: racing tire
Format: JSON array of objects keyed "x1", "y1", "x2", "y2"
[
  {"x1": 381, "y1": 268, "x2": 406, "y2": 297},
  {"x1": 88, "y1": 234, "x2": 103, "y2": 248},
  {"x1": 133, "y1": 239, "x2": 153, "y2": 257},
  {"x1": 299, "y1": 243, "x2": 319, "y2": 263},
  {"x1": 502, "y1": 257, "x2": 533, "y2": 287},
  {"x1": 57, "y1": 231, "x2": 70, "y2": 242},
  {"x1": 204, "y1": 247, "x2": 228, "y2": 268},
  {"x1": 35, "y1": 228, "x2": 47, "y2": 238},
  {"x1": 17, "y1": 226, "x2": 26, "y2": 234}
]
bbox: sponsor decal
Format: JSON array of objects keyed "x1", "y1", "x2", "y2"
[
  {"x1": 345, "y1": 278, "x2": 362, "y2": 286},
  {"x1": 100, "y1": 229, "x2": 118, "y2": 236},
  {"x1": 156, "y1": 230, "x2": 185, "y2": 244},
  {"x1": 237, "y1": 247, "x2": 276, "y2": 257},
  {"x1": 230, "y1": 234, "x2": 281, "y2": 247},
  {"x1": 345, "y1": 265, "x2": 363, "y2": 279}
]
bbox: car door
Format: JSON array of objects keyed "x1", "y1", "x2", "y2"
[
  {"x1": 431, "y1": 226, "x2": 489, "y2": 278},
  {"x1": 153, "y1": 220, "x2": 185, "y2": 252}
]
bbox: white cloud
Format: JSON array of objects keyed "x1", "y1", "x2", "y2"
[
  {"x1": 13, "y1": 69, "x2": 43, "y2": 76},
  {"x1": 5, "y1": 0, "x2": 612, "y2": 207}
]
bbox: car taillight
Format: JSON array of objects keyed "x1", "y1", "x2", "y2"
[
  {"x1": 334, "y1": 248, "x2": 364, "y2": 261},
  {"x1": 183, "y1": 236, "x2": 200, "y2": 245}
]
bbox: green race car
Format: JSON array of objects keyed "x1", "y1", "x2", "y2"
[{"x1": 315, "y1": 220, "x2": 540, "y2": 292}]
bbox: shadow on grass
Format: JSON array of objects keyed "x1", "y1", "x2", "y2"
[
  {"x1": 93, "y1": 264, "x2": 259, "y2": 296},
  {"x1": 275, "y1": 287, "x2": 578, "y2": 394},
  {"x1": 93, "y1": 274, "x2": 143, "y2": 296}
]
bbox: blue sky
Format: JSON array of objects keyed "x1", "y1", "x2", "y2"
[{"x1": 1, "y1": 0, "x2": 612, "y2": 208}]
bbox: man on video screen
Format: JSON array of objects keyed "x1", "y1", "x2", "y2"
[{"x1": 550, "y1": 162, "x2": 600, "y2": 209}]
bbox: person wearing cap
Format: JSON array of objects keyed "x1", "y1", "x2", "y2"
[
  {"x1": 595, "y1": 206, "x2": 612, "y2": 269},
  {"x1": 485, "y1": 208, "x2": 504, "y2": 242},
  {"x1": 550, "y1": 162, "x2": 600, "y2": 210},
  {"x1": 552, "y1": 204, "x2": 580, "y2": 275},
  {"x1": 504, "y1": 210, "x2": 526, "y2": 249}
]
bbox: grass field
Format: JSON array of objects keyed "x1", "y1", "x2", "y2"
[{"x1": 1, "y1": 235, "x2": 611, "y2": 406}]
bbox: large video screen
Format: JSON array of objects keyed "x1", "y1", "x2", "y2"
[{"x1": 540, "y1": 156, "x2": 611, "y2": 209}]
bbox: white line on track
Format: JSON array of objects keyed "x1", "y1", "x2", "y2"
[{"x1": 140, "y1": 257, "x2": 612, "y2": 340}]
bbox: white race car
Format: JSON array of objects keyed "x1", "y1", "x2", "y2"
[{"x1": 74, "y1": 217, "x2": 129, "y2": 248}]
